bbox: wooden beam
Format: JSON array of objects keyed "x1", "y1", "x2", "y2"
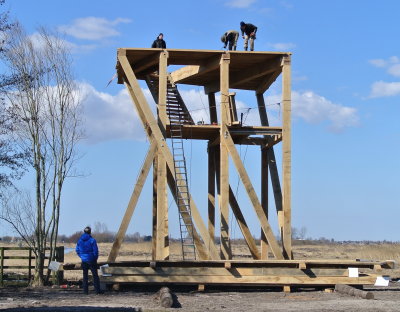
[
  {"x1": 261, "y1": 147, "x2": 269, "y2": 259},
  {"x1": 256, "y1": 94, "x2": 283, "y2": 231},
  {"x1": 170, "y1": 56, "x2": 221, "y2": 84},
  {"x1": 229, "y1": 187, "x2": 260, "y2": 260},
  {"x1": 118, "y1": 52, "x2": 220, "y2": 260},
  {"x1": 221, "y1": 124, "x2": 284, "y2": 260},
  {"x1": 208, "y1": 93, "x2": 218, "y2": 124},
  {"x1": 219, "y1": 53, "x2": 231, "y2": 260},
  {"x1": 281, "y1": 56, "x2": 292, "y2": 259},
  {"x1": 156, "y1": 51, "x2": 169, "y2": 260},
  {"x1": 152, "y1": 153, "x2": 158, "y2": 260},
  {"x1": 107, "y1": 141, "x2": 157, "y2": 262},
  {"x1": 208, "y1": 144, "x2": 216, "y2": 246}
]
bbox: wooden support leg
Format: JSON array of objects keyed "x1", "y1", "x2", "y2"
[
  {"x1": 281, "y1": 56, "x2": 292, "y2": 259},
  {"x1": 219, "y1": 53, "x2": 232, "y2": 260},
  {"x1": 208, "y1": 144, "x2": 216, "y2": 247},
  {"x1": 152, "y1": 153, "x2": 158, "y2": 260},
  {"x1": 261, "y1": 147, "x2": 269, "y2": 259}
]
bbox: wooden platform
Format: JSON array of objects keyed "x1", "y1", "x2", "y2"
[{"x1": 64, "y1": 259, "x2": 394, "y2": 287}]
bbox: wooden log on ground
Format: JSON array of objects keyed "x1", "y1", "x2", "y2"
[
  {"x1": 334, "y1": 284, "x2": 374, "y2": 299},
  {"x1": 159, "y1": 287, "x2": 173, "y2": 308}
]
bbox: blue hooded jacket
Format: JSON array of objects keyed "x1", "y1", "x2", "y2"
[{"x1": 75, "y1": 233, "x2": 99, "y2": 263}]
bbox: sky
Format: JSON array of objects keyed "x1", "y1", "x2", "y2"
[{"x1": 1, "y1": 0, "x2": 399, "y2": 242}]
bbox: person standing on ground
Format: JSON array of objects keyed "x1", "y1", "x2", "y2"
[
  {"x1": 76, "y1": 226, "x2": 102, "y2": 295},
  {"x1": 240, "y1": 21, "x2": 258, "y2": 51},
  {"x1": 221, "y1": 30, "x2": 239, "y2": 51},
  {"x1": 151, "y1": 33, "x2": 167, "y2": 48}
]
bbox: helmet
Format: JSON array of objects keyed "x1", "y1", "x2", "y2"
[
  {"x1": 240, "y1": 21, "x2": 245, "y2": 27},
  {"x1": 84, "y1": 226, "x2": 91, "y2": 234}
]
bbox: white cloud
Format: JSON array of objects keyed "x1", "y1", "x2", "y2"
[
  {"x1": 369, "y1": 56, "x2": 400, "y2": 77},
  {"x1": 78, "y1": 82, "x2": 155, "y2": 144},
  {"x1": 225, "y1": 0, "x2": 257, "y2": 8},
  {"x1": 270, "y1": 42, "x2": 296, "y2": 51},
  {"x1": 59, "y1": 17, "x2": 131, "y2": 41},
  {"x1": 265, "y1": 91, "x2": 359, "y2": 132},
  {"x1": 369, "y1": 81, "x2": 400, "y2": 98},
  {"x1": 28, "y1": 32, "x2": 97, "y2": 54}
]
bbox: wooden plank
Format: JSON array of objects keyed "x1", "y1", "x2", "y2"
[
  {"x1": 221, "y1": 124, "x2": 284, "y2": 260},
  {"x1": 256, "y1": 93, "x2": 283, "y2": 231},
  {"x1": 228, "y1": 187, "x2": 261, "y2": 260},
  {"x1": 281, "y1": 55, "x2": 292, "y2": 259},
  {"x1": 103, "y1": 266, "x2": 349, "y2": 277},
  {"x1": 219, "y1": 53, "x2": 231, "y2": 260},
  {"x1": 108, "y1": 142, "x2": 157, "y2": 262},
  {"x1": 102, "y1": 274, "x2": 377, "y2": 286},
  {"x1": 261, "y1": 147, "x2": 269, "y2": 259},
  {"x1": 118, "y1": 52, "x2": 220, "y2": 260},
  {"x1": 156, "y1": 51, "x2": 169, "y2": 260}
]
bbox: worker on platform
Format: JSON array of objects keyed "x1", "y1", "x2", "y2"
[
  {"x1": 76, "y1": 226, "x2": 103, "y2": 295},
  {"x1": 151, "y1": 33, "x2": 167, "y2": 49},
  {"x1": 221, "y1": 30, "x2": 239, "y2": 51},
  {"x1": 240, "y1": 21, "x2": 258, "y2": 51}
]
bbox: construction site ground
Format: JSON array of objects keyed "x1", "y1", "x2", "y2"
[{"x1": 1, "y1": 284, "x2": 400, "y2": 311}]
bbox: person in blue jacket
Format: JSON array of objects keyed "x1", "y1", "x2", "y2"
[{"x1": 75, "y1": 226, "x2": 102, "y2": 294}]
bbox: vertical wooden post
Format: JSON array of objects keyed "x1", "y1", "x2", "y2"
[
  {"x1": 208, "y1": 93, "x2": 218, "y2": 124},
  {"x1": 219, "y1": 53, "x2": 232, "y2": 260},
  {"x1": 152, "y1": 154, "x2": 158, "y2": 260},
  {"x1": 55, "y1": 247, "x2": 64, "y2": 285},
  {"x1": 28, "y1": 248, "x2": 32, "y2": 283},
  {"x1": 207, "y1": 143, "x2": 216, "y2": 245},
  {"x1": 281, "y1": 55, "x2": 292, "y2": 259},
  {"x1": 0, "y1": 247, "x2": 4, "y2": 286},
  {"x1": 156, "y1": 51, "x2": 169, "y2": 260},
  {"x1": 207, "y1": 92, "x2": 218, "y2": 252},
  {"x1": 261, "y1": 147, "x2": 269, "y2": 259}
]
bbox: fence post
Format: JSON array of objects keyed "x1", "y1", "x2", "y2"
[
  {"x1": 55, "y1": 246, "x2": 64, "y2": 285},
  {"x1": 28, "y1": 248, "x2": 32, "y2": 283},
  {"x1": 0, "y1": 247, "x2": 4, "y2": 287}
]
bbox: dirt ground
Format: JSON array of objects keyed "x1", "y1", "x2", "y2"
[{"x1": 1, "y1": 284, "x2": 400, "y2": 311}]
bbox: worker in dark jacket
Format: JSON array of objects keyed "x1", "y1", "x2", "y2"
[
  {"x1": 240, "y1": 21, "x2": 258, "y2": 51},
  {"x1": 151, "y1": 33, "x2": 166, "y2": 49},
  {"x1": 76, "y1": 226, "x2": 102, "y2": 295},
  {"x1": 221, "y1": 30, "x2": 239, "y2": 51}
]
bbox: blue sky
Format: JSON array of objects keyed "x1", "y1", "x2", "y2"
[{"x1": 1, "y1": 0, "x2": 399, "y2": 241}]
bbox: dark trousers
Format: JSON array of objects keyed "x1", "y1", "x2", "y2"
[{"x1": 82, "y1": 261, "x2": 100, "y2": 294}]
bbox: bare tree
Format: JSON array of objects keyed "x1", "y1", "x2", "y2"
[{"x1": 1, "y1": 23, "x2": 82, "y2": 285}]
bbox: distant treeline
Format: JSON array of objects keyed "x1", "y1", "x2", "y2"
[{"x1": 0, "y1": 234, "x2": 398, "y2": 245}]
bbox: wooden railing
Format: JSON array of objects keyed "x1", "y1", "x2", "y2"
[{"x1": 0, "y1": 246, "x2": 64, "y2": 286}]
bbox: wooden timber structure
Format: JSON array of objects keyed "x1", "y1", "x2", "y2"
[{"x1": 98, "y1": 48, "x2": 394, "y2": 288}]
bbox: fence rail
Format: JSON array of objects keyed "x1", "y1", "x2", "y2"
[{"x1": 0, "y1": 246, "x2": 64, "y2": 286}]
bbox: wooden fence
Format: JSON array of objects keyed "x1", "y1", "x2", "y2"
[{"x1": 0, "y1": 246, "x2": 64, "y2": 286}]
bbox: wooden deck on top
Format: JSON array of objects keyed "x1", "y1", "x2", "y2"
[{"x1": 116, "y1": 48, "x2": 290, "y2": 92}]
